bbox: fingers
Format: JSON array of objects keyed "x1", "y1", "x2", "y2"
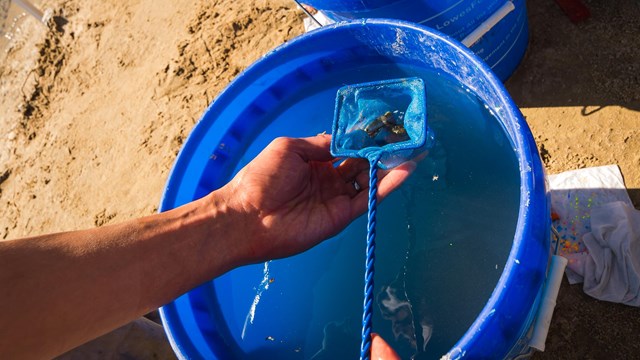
[
  {"x1": 371, "y1": 333, "x2": 401, "y2": 360},
  {"x1": 348, "y1": 160, "x2": 417, "y2": 218},
  {"x1": 336, "y1": 158, "x2": 370, "y2": 182},
  {"x1": 338, "y1": 159, "x2": 414, "y2": 195},
  {"x1": 377, "y1": 161, "x2": 416, "y2": 199},
  {"x1": 277, "y1": 134, "x2": 335, "y2": 163},
  {"x1": 269, "y1": 135, "x2": 415, "y2": 215},
  {"x1": 357, "y1": 161, "x2": 416, "y2": 198}
]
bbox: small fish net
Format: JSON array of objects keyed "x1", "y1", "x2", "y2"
[
  {"x1": 330, "y1": 77, "x2": 434, "y2": 360},
  {"x1": 331, "y1": 77, "x2": 433, "y2": 168}
]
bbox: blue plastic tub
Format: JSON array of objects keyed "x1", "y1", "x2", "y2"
[
  {"x1": 302, "y1": 0, "x2": 529, "y2": 81},
  {"x1": 159, "y1": 20, "x2": 549, "y2": 359}
]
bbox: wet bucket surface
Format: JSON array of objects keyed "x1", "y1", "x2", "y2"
[
  {"x1": 159, "y1": 20, "x2": 549, "y2": 359},
  {"x1": 302, "y1": 0, "x2": 530, "y2": 81}
]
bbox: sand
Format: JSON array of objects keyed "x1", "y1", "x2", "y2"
[{"x1": 0, "y1": 0, "x2": 638, "y2": 358}]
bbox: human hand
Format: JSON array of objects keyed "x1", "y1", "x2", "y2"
[{"x1": 220, "y1": 134, "x2": 416, "y2": 263}]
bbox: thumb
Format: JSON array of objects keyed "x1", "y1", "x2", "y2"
[{"x1": 371, "y1": 333, "x2": 400, "y2": 360}]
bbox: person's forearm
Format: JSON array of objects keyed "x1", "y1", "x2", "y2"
[
  {"x1": 0, "y1": 189, "x2": 245, "y2": 359},
  {"x1": 0, "y1": 135, "x2": 412, "y2": 359}
]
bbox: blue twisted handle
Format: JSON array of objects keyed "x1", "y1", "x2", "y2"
[{"x1": 360, "y1": 152, "x2": 382, "y2": 360}]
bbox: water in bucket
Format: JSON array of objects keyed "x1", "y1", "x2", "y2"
[{"x1": 201, "y1": 64, "x2": 520, "y2": 360}]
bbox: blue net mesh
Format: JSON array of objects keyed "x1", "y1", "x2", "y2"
[{"x1": 331, "y1": 77, "x2": 433, "y2": 169}]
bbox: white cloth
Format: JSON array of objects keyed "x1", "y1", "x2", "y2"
[
  {"x1": 582, "y1": 201, "x2": 640, "y2": 306},
  {"x1": 302, "y1": 10, "x2": 334, "y2": 32},
  {"x1": 548, "y1": 165, "x2": 634, "y2": 284}
]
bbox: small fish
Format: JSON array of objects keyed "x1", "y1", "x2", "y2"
[
  {"x1": 364, "y1": 111, "x2": 394, "y2": 138},
  {"x1": 389, "y1": 124, "x2": 407, "y2": 136}
]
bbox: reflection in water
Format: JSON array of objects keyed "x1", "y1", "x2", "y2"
[
  {"x1": 242, "y1": 261, "x2": 272, "y2": 339},
  {"x1": 376, "y1": 140, "x2": 446, "y2": 358},
  {"x1": 310, "y1": 319, "x2": 359, "y2": 360},
  {"x1": 378, "y1": 280, "x2": 434, "y2": 354}
]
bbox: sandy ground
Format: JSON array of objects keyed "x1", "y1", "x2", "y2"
[
  {"x1": 508, "y1": 1, "x2": 640, "y2": 359},
  {"x1": 0, "y1": 0, "x2": 638, "y2": 358}
]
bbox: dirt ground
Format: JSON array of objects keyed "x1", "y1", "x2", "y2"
[
  {"x1": 0, "y1": 0, "x2": 638, "y2": 358},
  {"x1": 509, "y1": 1, "x2": 640, "y2": 359}
]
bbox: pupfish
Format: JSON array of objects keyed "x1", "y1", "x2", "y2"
[{"x1": 364, "y1": 111, "x2": 395, "y2": 138}]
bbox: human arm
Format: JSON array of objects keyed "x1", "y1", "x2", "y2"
[{"x1": 0, "y1": 135, "x2": 414, "y2": 359}]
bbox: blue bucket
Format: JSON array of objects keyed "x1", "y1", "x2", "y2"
[
  {"x1": 302, "y1": 0, "x2": 529, "y2": 81},
  {"x1": 159, "y1": 20, "x2": 549, "y2": 359}
]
